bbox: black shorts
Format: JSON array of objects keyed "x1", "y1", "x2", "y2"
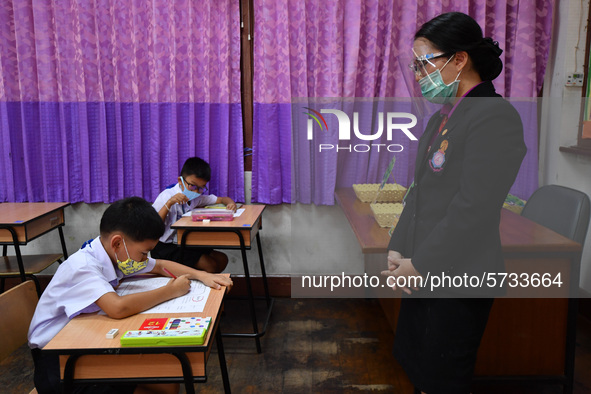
[
  {"x1": 151, "y1": 241, "x2": 212, "y2": 267},
  {"x1": 31, "y1": 348, "x2": 136, "y2": 394},
  {"x1": 393, "y1": 297, "x2": 494, "y2": 394}
]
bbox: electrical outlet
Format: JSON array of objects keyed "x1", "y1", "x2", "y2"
[{"x1": 566, "y1": 73, "x2": 584, "y2": 87}]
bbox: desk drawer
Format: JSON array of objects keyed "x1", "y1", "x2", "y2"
[
  {"x1": 177, "y1": 219, "x2": 260, "y2": 248},
  {"x1": 178, "y1": 228, "x2": 256, "y2": 247},
  {"x1": 0, "y1": 210, "x2": 64, "y2": 243}
]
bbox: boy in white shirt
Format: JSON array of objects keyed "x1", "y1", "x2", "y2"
[
  {"x1": 152, "y1": 157, "x2": 236, "y2": 273},
  {"x1": 28, "y1": 196, "x2": 232, "y2": 394}
]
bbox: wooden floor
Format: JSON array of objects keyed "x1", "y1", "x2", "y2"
[
  {"x1": 196, "y1": 298, "x2": 412, "y2": 393},
  {"x1": 3, "y1": 297, "x2": 591, "y2": 393},
  {"x1": 192, "y1": 298, "x2": 591, "y2": 394}
]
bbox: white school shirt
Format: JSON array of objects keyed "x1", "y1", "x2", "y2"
[
  {"x1": 27, "y1": 237, "x2": 156, "y2": 349},
  {"x1": 152, "y1": 184, "x2": 217, "y2": 244}
]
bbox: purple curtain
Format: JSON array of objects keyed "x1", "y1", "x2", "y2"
[
  {"x1": 0, "y1": 0, "x2": 244, "y2": 203},
  {"x1": 253, "y1": 0, "x2": 553, "y2": 204}
]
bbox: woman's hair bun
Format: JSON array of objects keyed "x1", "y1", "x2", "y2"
[
  {"x1": 415, "y1": 12, "x2": 504, "y2": 80},
  {"x1": 482, "y1": 37, "x2": 503, "y2": 57}
]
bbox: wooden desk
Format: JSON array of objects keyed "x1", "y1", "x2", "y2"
[
  {"x1": 334, "y1": 188, "x2": 391, "y2": 254},
  {"x1": 172, "y1": 205, "x2": 273, "y2": 353},
  {"x1": 173, "y1": 205, "x2": 265, "y2": 249},
  {"x1": 44, "y1": 276, "x2": 231, "y2": 394},
  {"x1": 0, "y1": 203, "x2": 70, "y2": 294},
  {"x1": 335, "y1": 188, "x2": 582, "y2": 393}
]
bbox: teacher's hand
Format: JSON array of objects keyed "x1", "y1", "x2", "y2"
[
  {"x1": 386, "y1": 250, "x2": 403, "y2": 271},
  {"x1": 381, "y1": 253, "x2": 422, "y2": 295}
]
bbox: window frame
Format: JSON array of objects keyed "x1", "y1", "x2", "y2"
[
  {"x1": 560, "y1": 1, "x2": 591, "y2": 156},
  {"x1": 240, "y1": 0, "x2": 254, "y2": 171}
]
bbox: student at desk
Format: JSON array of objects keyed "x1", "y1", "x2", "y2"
[
  {"x1": 28, "y1": 197, "x2": 232, "y2": 394},
  {"x1": 152, "y1": 157, "x2": 237, "y2": 273}
]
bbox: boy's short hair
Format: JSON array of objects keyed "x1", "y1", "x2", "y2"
[
  {"x1": 180, "y1": 157, "x2": 211, "y2": 182},
  {"x1": 100, "y1": 197, "x2": 164, "y2": 242}
]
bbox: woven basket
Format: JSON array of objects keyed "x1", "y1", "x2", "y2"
[
  {"x1": 353, "y1": 183, "x2": 407, "y2": 203},
  {"x1": 370, "y1": 203, "x2": 404, "y2": 228}
]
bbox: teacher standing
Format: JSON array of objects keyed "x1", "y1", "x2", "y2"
[{"x1": 381, "y1": 12, "x2": 527, "y2": 394}]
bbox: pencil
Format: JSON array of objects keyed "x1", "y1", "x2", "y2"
[{"x1": 162, "y1": 267, "x2": 177, "y2": 279}]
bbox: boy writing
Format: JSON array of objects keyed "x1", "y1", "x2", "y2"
[
  {"x1": 28, "y1": 197, "x2": 232, "y2": 394},
  {"x1": 152, "y1": 157, "x2": 236, "y2": 273}
]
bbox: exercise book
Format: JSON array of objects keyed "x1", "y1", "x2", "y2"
[{"x1": 103, "y1": 277, "x2": 211, "y2": 314}]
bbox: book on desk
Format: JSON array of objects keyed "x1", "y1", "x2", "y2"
[
  {"x1": 121, "y1": 316, "x2": 212, "y2": 346},
  {"x1": 191, "y1": 208, "x2": 234, "y2": 221}
]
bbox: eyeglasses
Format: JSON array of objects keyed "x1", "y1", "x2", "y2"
[
  {"x1": 186, "y1": 182, "x2": 208, "y2": 193},
  {"x1": 182, "y1": 177, "x2": 208, "y2": 193},
  {"x1": 408, "y1": 52, "x2": 450, "y2": 77}
]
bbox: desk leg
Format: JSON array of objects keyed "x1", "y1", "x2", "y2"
[
  {"x1": 1, "y1": 246, "x2": 5, "y2": 292},
  {"x1": 171, "y1": 352, "x2": 195, "y2": 394},
  {"x1": 564, "y1": 292, "x2": 579, "y2": 393},
  {"x1": 564, "y1": 298, "x2": 576, "y2": 394},
  {"x1": 63, "y1": 354, "x2": 80, "y2": 394},
  {"x1": 216, "y1": 326, "x2": 231, "y2": 393},
  {"x1": 10, "y1": 229, "x2": 41, "y2": 296},
  {"x1": 58, "y1": 226, "x2": 69, "y2": 260},
  {"x1": 239, "y1": 245, "x2": 262, "y2": 353},
  {"x1": 14, "y1": 232, "x2": 42, "y2": 296},
  {"x1": 255, "y1": 232, "x2": 271, "y2": 307},
  {"x1": 563, "y1": 252, "x2": 581, "y2": 394},
  {"x1": 179, "y1": 228, "x2": 272, "y2": 353},
  {"x1": 1, "y1": 226, "x2": 27, "y2": 284}
]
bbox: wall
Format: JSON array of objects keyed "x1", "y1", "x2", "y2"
[
  {"x1": 540, "y1": 0, "x2": 591, "y2": 292},
  {"x1": 20, "y1": 1, "x2": 591, "y2": 293}
]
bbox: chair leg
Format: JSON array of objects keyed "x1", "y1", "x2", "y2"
[
  {"x1": 1, "y1": 246, "x2": 7, "y2": 293},
  {"x1": 28, "y1": 275, "x2": 42, "y2": 297}
]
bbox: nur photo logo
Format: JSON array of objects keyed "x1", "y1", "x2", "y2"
[{"x1": 303, "y1": 106, "x2": 419, "y2": 153}]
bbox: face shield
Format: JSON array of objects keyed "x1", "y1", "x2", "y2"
[
  {"x1": 409, "y1": 49, "x2": 450, "y2": 80},
  {"x1": 397, "y1": 50, "x2": 450, "y2": 97},
  {"x1": 396, "y1": 51, "x2": 438, "y2": 117},
  {"x1": 397, "y1": 49, "x2": 456, "y2": 114}
]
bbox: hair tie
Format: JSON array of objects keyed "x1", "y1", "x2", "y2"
[{"x1": 483, "y1": 37, "x2": 503, "y2": 57}]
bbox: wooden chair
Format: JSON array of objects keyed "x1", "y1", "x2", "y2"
[{"x1": 0, "y1": 280, "x2": 39, "y2": 393}]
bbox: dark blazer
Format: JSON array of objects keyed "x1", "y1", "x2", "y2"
[{"x1": 388, "y1": 81, "x2": 526, "y2": 296}]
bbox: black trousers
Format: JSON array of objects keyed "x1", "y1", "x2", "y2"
[
  {"x1": 393, "y1": 297, "x2": 494, "y2": 394},
  {"x1": 151, "y1": 241, "x2": 212, "y2": 267}
]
